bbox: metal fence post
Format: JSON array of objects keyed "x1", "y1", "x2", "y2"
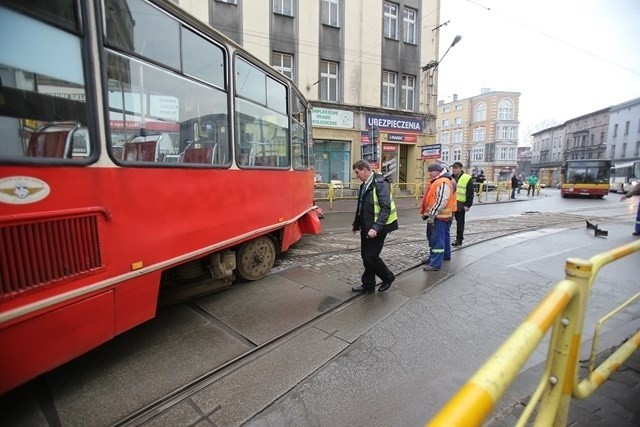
[{"x1": 535, "y1": 258, "x2": 592, "y2": 426}]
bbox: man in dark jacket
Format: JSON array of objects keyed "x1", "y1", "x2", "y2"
[
  {"x1": 510, "y1": 173, "x2": 519, "y2": 199},
  {"x1": 450, "y1": 161, "x2": 474, "y2": 246},
  {"x1": 351, "y1": 159, "x2": 398, "y2": 293},
  {"x1": 620, "y1": 181, "x2": 640, "y2": 236}
]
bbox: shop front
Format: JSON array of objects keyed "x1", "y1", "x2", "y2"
[
  {"x1": 311, "y1": 107, "x2": 357, "y2": 187},
  {"x1": 311, "y1": 108, "x2": 426, "y2": 187},
  {"x1": 364, "y1": 113, "x2": 422, "y2": 185}
]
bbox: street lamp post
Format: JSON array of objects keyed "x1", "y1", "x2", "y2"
[{"x1": 422, "y1": 35, "x2": 462, "y2": 141}]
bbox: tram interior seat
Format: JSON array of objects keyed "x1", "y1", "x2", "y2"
[
  {"x1": 122, "y1": 133, "x2": 162, "y2": 162},
  {"x1": 180, "y1": 141, "x2": 217, "y2": 164},
  {"x1": 26, "y1": 122, "x2": 80, "y2": 158}
]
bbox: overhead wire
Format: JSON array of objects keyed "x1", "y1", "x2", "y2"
[{"x1": 461, "y1": 0, "x2": 640, "y2": 77}]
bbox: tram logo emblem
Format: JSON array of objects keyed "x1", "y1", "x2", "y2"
[{"x1": 0, "y1": 176, "x2": 50, "y2": 204}]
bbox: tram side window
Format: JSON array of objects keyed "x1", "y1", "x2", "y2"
[
  {"x1": 292, "y1": 94, "x2": 309, "y2": 170},
  {"x1": 0, "y1": 5, "x2": 90, "y2": 161},
  {"x1": 105, "y1": 0, "x2": 180, "y2": 71},
  {"x1": 104, "y1": 0, "x2": 229, "y2": 166},
  {"x1": 107, "y1": 53, "x2": 229, "y2": 165},
  {"x1": 235, "y1": 57, "x2": 289, "y2": 168}
]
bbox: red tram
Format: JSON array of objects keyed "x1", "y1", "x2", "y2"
[{"x1": 0, "y1": 0, "x2": 321, "y2": 393}]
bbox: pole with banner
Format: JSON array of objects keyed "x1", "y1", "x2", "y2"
[{"x1": 368, "y1": 125, "x2": 379, "y2": 168}]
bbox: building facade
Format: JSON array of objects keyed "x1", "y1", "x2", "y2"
[
  {"x1": 530, "y1": 124, "x2": 565, "y2": 186},
  {"x1": 174, "y1": 0, "x2": 442, "y2": 186},
  {"x1": 607, "y1": 97, "x2": 640, "y2": 162},
  {"x1": 436, "y1": 89, "x2": 521, "y2": 182},
  {"x1": 530, "y1": 96, "x2": 640, "y2": 186}
]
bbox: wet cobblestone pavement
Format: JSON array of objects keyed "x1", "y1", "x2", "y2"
[{"x1": 274, "y1": 210, "x2": 613, "y2": 287}]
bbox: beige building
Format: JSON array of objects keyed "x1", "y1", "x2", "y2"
[
  {"x1": 436, "y1": 89, "x2": 521, "y2": 182},
  {"x1": 174, "y1": 0, "x2": 442, "y2": 186}
]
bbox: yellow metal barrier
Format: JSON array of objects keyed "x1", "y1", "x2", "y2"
[
  {"x1": 391, "y1": 182, "x2": 421, "y2": 206},
  {"x1": 428, "y1": 240, "x2": 640, "y2": 427},
  {"x1": 315, "y1": 181, "x2": 422, "y2": 208}
]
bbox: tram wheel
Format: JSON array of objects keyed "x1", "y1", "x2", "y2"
[{"x1": 236, "y1": 236, "x2": 277, "y2": 281}]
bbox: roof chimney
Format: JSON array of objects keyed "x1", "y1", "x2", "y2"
[
  {"x1": 453, "y1": 94, "x2": 458, "y2": 101},
  {"x1": 480, "y1": 87, "x2": 491, "y2": 94}
]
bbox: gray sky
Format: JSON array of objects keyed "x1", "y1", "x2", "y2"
[{"x1": 435, "y1": 0, "x2": 640, "y2": 144}]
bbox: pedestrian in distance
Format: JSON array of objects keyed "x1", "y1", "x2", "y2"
[
  {"x1": 351, "y1": 160, "x2": 398, "y2": 293},
  {"x1": 510, "y1": 172, "x2": 519, "y2": 199},
  {"x1": 620, "y1": 181, "x2": 640, "y2": 236},
  {"x1": 419, "y1": 162, "x2": 456, "y2": 271},
  {"x1": 527, "y1": 174, "x2": 538, "y2": 197},
  {"x1": 517, "y1": 173, "x2": 524, "y2": 194},
  {"x1": 450, "y1": 161, "x2": 474, "y2": 246}
]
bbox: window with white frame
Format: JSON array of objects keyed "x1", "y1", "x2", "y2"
[
  {"x1": 272, "y1": 52, "x2": 293, "y2": 79},
  {"x1": 382, "y1": 71, "x2": 397, "y2": 108},
  {"x1": 473, "y1": 147, "x2": 484, "y2": 161},
  {"x1": 441, "y1": 131, "x2": 450, "y2": 144},
  {"x1": 473, "y1": 127, "x2": 485, "y2": 141},
  {"x1": 402, "y1": 7, "x2": 416, "y2": 44},
  {"x1": 454, "y1": 130, "x2": 462, "y2": 143},
  {"x1": 273, "y1": 0, "x2": 293, "y2": 15},
  {"x1": 508, "y1": 147, "x2": 516, "y2": 160},
  {"x1": 499, "y1": 147, "x2": 508, "y2": 160},
  {"x1": 320, "y1": 60, "x2": 339, "y2": 101},
  {"x1": 442, "y1": 106, "x2": 450, "y2": 113},
  {"x1": 453, "y1": 148, "x2": 461, "y2": 161},
  {"x1": 441, "y1": 148, "x2": 450, "y2": 163},
  {"x1": 498, "y1": 99, "x2": 514, "y2": 120},
  {"x1": 454, "y1": 117, "x2": 462, "y2": 125},
  {"x1": 322, "y1": 0, "x2": 339, "y2": 27},
  {"x1": 400, "y1": 74, "x2": 415, "y2": 111},
  {"x1": 442, "y1": 119, "x2": 449, "y2": 127},
  {"x1": 383, "y1": 2, "x2": 398, "y2": 39},
  {"x1": 475, "y1": 103, "x2": 486, "y2": 121},
  {"x1": 509, "y1": 126, "x2": 517, "y2": 139},
  {"x1": 455, "y1": 104, "x2": 462, "y2": 111}
]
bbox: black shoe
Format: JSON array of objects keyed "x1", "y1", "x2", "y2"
[
  {"x1": 423, "y1": 265, "x2": 440, "y2": 271},
  {"x1": 352, "y1": 284, "x2": 374, "y2": 294},
  {"x1": 378, "y1": 276, "x2": 395, "y2": 292},
  {"x1": 421, "y1": 257, "x2": 430, "y2": 264},
  {"x1": 633, "y1": 231, "x2": 640, "y2": 236},
  {"x1": 451, "y1": 241, "x2": 462, "y2": 247}
]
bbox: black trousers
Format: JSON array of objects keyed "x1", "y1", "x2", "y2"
[
  {"x1": 454, "y1": 208, "x2": 465, "y2": 243},
  {"x1": 360, "y1": 231, "x2": 394, "y2": 287}
]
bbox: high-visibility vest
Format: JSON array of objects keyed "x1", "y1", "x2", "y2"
[
  {"x1": 372, "y1": 182, "x2": 398, "y2": 224},
  {"x1": 456, "y1": 173, "x2": 472, "y2": 203},
  {"x1": 425, "y1": 177, "x2": 456, "y2": 219}
]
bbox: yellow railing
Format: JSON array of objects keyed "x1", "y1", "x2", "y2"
[
  {"x1": 315, "y1": 181, "x2": 422, "y2": 208},
  {"x1": 428, "y1": 240, "x2": 640, "y2": 427}
]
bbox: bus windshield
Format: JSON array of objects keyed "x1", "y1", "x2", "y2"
[{"x1": 564, "y1": 160, "x2": 610, "y2": 184}]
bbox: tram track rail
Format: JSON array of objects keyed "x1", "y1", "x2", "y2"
[{"x1": 113, "y1": 289, "x2": 369, "y2": 427}]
